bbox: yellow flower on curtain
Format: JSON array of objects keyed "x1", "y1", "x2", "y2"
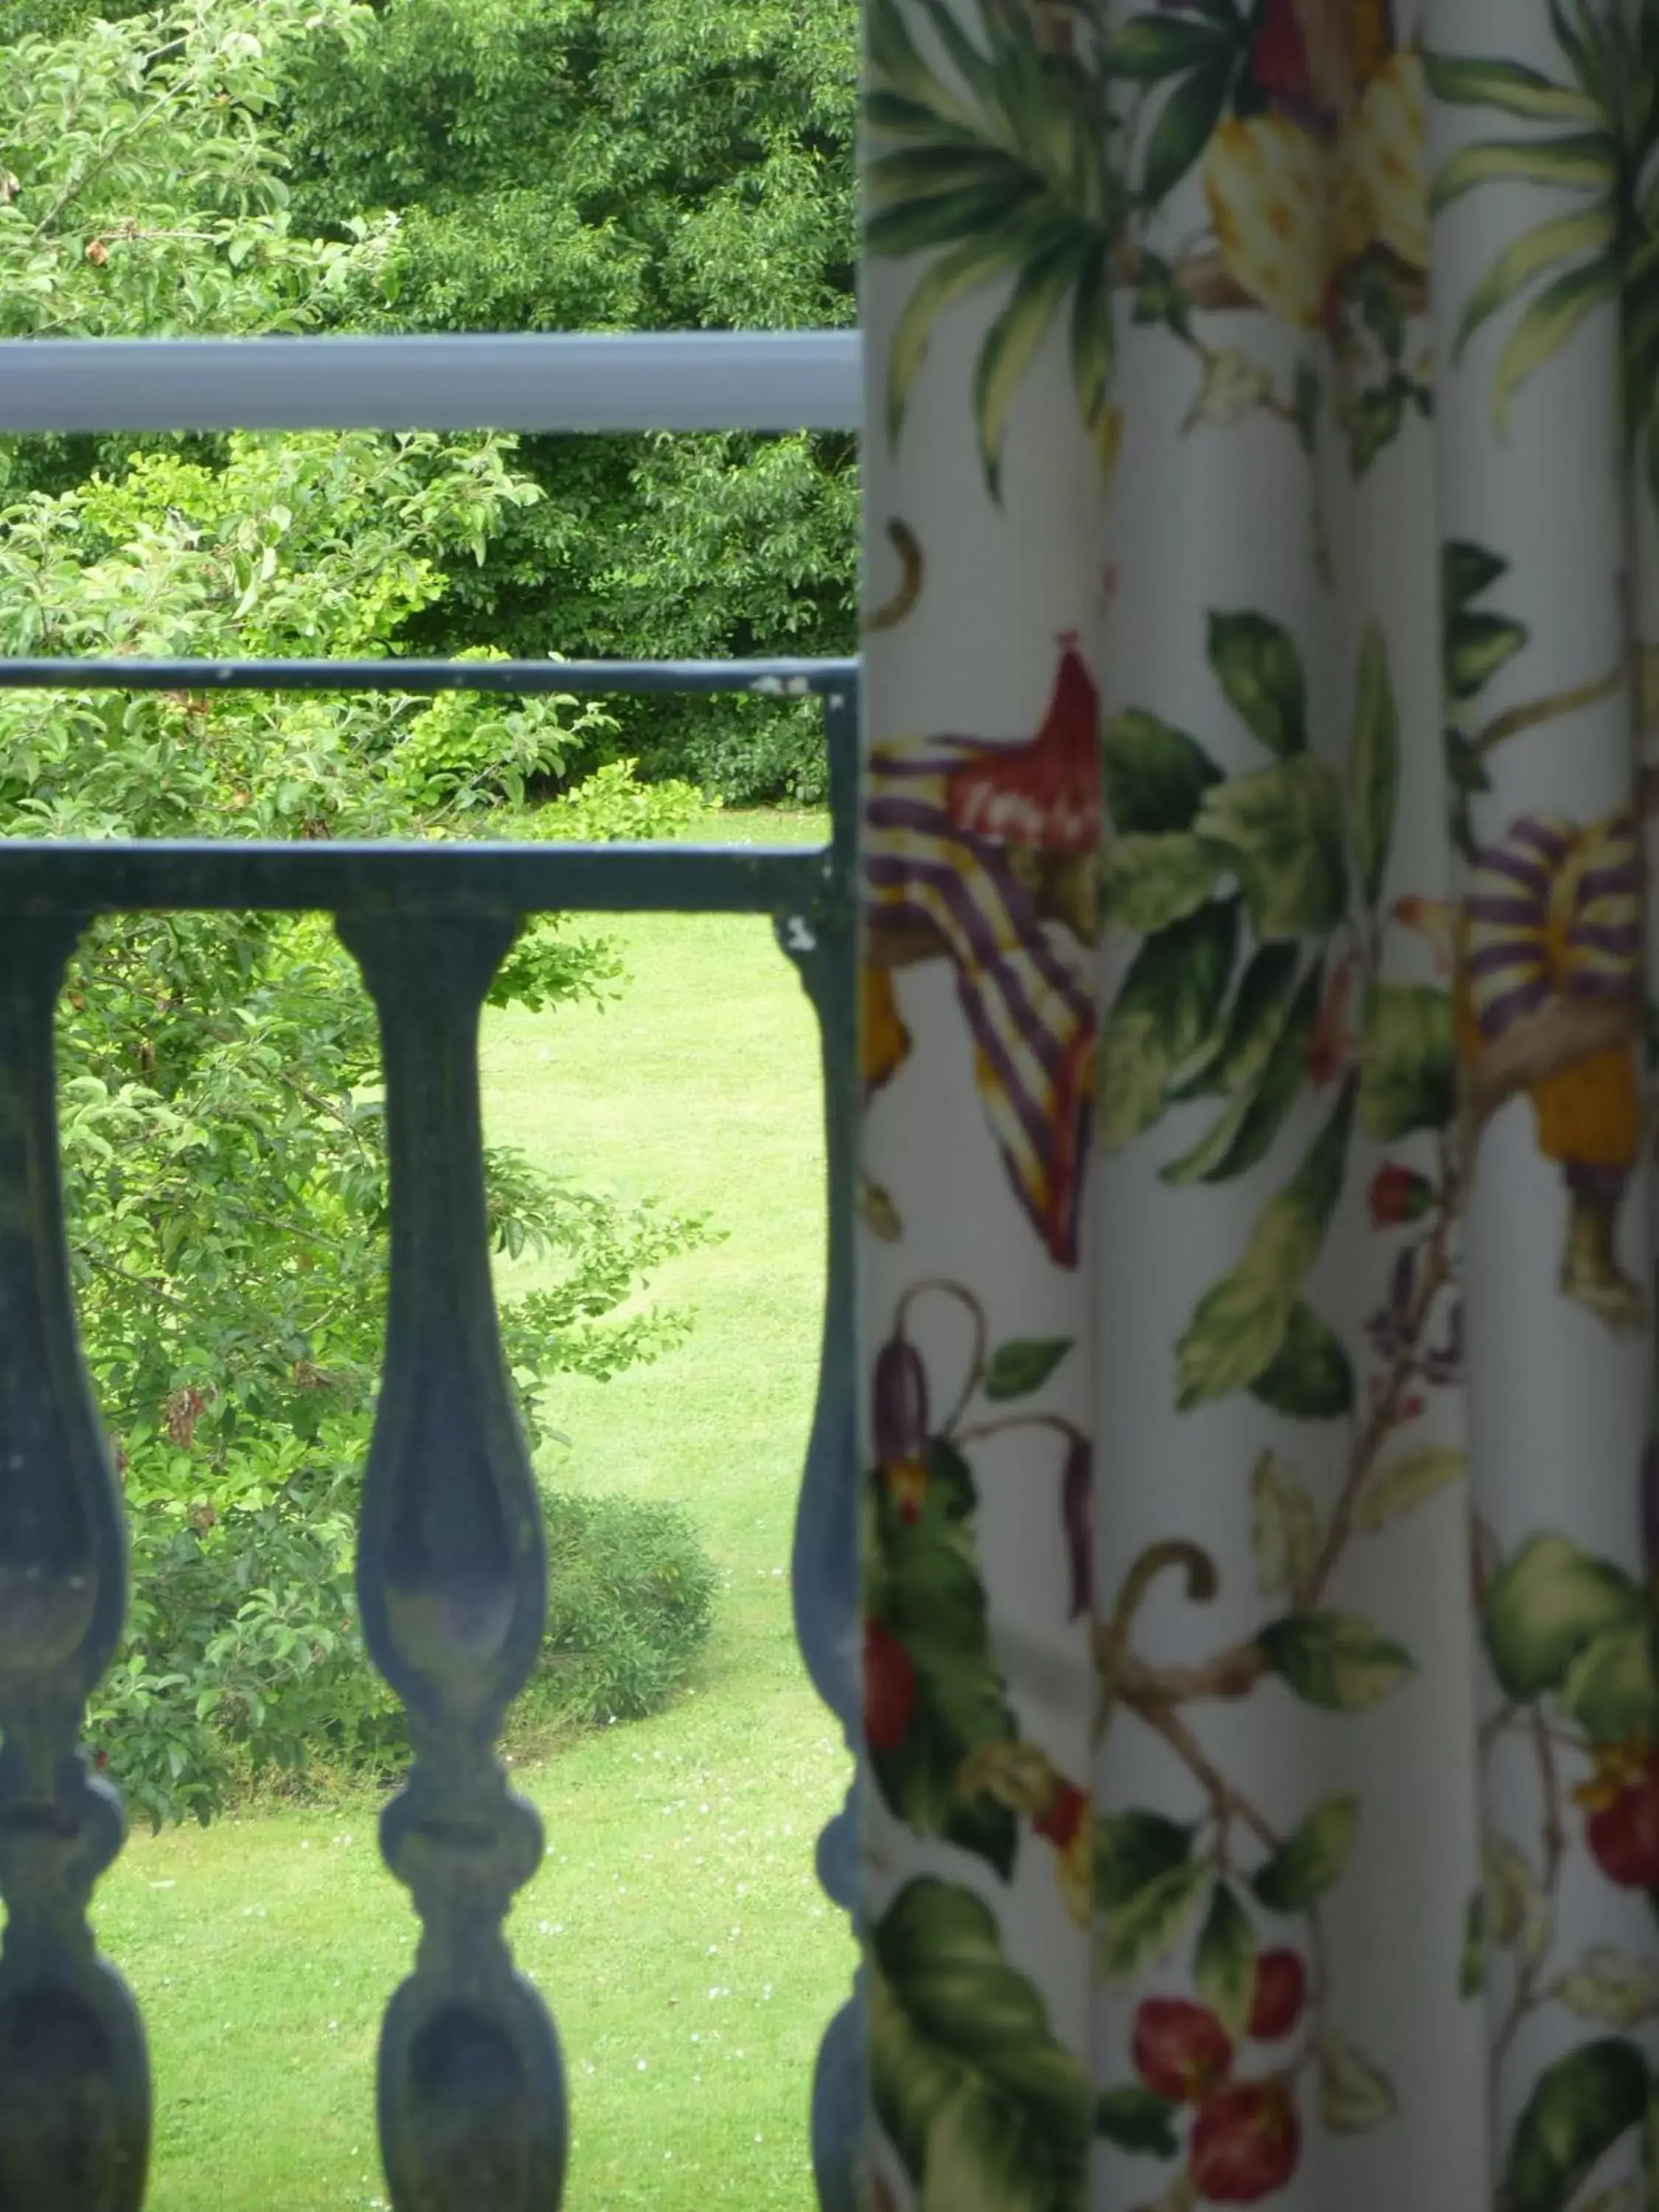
[
  {"x1": 1204, "y1": 49, "x2": 1427, "y2": 329},
  {"x1": 1340, "y1": 52, "x2": 1430, "y2": 273},
  {"x1": 1203, "y1": 114, "x2": 1333, "y2": 328}
]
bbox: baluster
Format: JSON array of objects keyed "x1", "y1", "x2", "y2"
[
  {"x1": 775, "y1": 682, "x2": 865, "y2": 2212},
  {"x1": 336, "y1": 907, "x2": 564, "y2": 2212},
  {"x1": 0, "y1": 914, "x2": 149, "y2": 2212}
]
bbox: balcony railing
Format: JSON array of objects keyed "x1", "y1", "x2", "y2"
[{"x1": 0, "y1": 335, "x2": 864, "y2": 2212}]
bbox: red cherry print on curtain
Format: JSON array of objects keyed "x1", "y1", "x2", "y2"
[
  {"x1": 1033, "y1": 1777, "x2": 1088, "y2": 1851},
  {"x1": 1133, "y1": 1997, "x2": 1234, "y2": 2104},
  {"x1": 1368, "y1": 1161, "x2": 1433, "y2": 1228},
  {"x1": 1582, "y1": 1747, "x2": 1659, "y2": 1888},
  {"x1": 1190, "y1": 2079, "x2": 1301, "y2": 2202},
  {"x1": 863, "y1": 1620, "x2": 916, "y2": 1753},
  {"x1": 1246, "y1": 1950, "x2": 1307, "y2": 2041}
]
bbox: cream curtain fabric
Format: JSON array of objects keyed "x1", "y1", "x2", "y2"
[{"x1": 857, "y1": 4, "x2": 1659, "y2": 2207}]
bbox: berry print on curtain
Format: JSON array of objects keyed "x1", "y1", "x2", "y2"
[{"x1": 857, "y1": 2, "x2": 1659, "y2": 2208}]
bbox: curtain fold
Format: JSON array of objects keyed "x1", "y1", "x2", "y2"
[{"x1": 856, "y1": 3, "x2": 1659, "y2": 2205}]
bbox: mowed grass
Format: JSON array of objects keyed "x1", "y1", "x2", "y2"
[{"x1": 90, "y1": 807, "x2": 857, "y2": 2211}]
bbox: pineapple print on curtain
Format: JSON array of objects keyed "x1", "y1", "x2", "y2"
[{"x1": 858, "y1": 1, "x2": 1659, "y2": 2208}]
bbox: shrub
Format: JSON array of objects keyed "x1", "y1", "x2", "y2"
[
  {"x1": 644, "y1": 695, "x2": 830, "y2": 807},
  {"x1": 383, "y1": 650, "x2": 622, "y2": 813},
  {"x1": 529, "y1": 758, "x2": 714, "y2": 842},
  {"x1": 94, "y1": 1461, "x2": 721, "y2": 1826},
  {"x1": 0, "y1": 430, "x2": 711, "y2": 1825},
  {"x1": 526, "y1": 1490, "x2": 720, "y2": 1731}
]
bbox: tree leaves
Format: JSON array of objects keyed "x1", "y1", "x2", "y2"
[
  {"x1": 1251, "y1": 1795, "x2": 1359, "y2": 1910},
  {"x1": 1257, "y1": 1613, "x2": 1414, "y2": 1712},
  {"x1": 1206, "y1": 611, "x2": 1307, "y2": 758}
]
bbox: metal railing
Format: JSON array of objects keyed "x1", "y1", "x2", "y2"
[{"x1": 0, "y1": 333, "x2": 865, "y2": 2212}]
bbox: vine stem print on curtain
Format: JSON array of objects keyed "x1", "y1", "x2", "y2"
[{"x1": 857, "y1": 1, "x2": 1659, "y2": 2208}]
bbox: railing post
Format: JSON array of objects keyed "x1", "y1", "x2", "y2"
[
  {"x1": 0, "y1": 914, "x2": 149, "y2": 2212},
  {"x1": 336, "y1": 904, "x2": 565, "y2": 2212},
  {"x1": 776, "y1": 679, "x2": 866, "y2": 2212}
]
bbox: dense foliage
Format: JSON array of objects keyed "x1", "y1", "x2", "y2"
[
  {"x1": 4, "y1": 0, "x2": 860, "y2": 796},
  {"x1": 281, "y1": 0, "x2": 860, "y2": 801},
  {"x1": 0, "y1": 0, "x2": 870, "y2": 1818},
  {"x1": 0, "y1": 424, "x2": 713, "y2": 1823}
]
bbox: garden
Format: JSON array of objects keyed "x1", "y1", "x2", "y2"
[{"x1": 0, "y1": 0, "x2": 860, "y2": 2201}]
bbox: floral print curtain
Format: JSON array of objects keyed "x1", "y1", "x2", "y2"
[{"x1": 856, "y1": 2, "x2": 1659, "y2": 2207}]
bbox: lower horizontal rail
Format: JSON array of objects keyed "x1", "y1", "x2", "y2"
[
  {"x1": 0, "y1": 839, "x2": 833, "y2": 917},
  {"x1": 0, "y1": 655, "x2": 859, "y2": 697}
]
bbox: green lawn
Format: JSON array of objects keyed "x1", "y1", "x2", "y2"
[{"x1": 91, "y1": 808, "x2": 857, "y2": 2211}]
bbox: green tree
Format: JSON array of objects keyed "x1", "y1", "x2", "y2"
[
  {"x1": 282, "y1": 0, "x2": 862, "y2": 800},
  {"x1": 0, "y1": 425, "x2": 707, "y2": 1825},
  {"x1": 0, "y1": 0, "x2": 723, "y2": 1822}
]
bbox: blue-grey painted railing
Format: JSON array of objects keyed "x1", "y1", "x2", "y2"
[
  {"x1": 0, "y1": 656, "x2": 863, "y2": 2212},
  {"x1": 0, "y1": 331, "x2": 861, "y2": 433}
]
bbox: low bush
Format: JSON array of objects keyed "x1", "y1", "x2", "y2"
[
  {"x1": 527, "y1": 1490, "x2": 720, "y2": 1733},
  {"x1": 94, "y1": 1455, "x2": 720, "y2": 1828}
]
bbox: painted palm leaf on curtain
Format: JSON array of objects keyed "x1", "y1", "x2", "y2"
[
  {"x1": 1426, "y1": 1, "x2": 1659, "y2": 462},
  {"x1": 868, "y1": 0, "x2": 1435, "y2": 493},
  {"x1": 866, "y1": 0, "x2": 1119, "y2": 490},
  {"x1": 860, "y1": 1, "x2": 1659, "y2": 2211}
]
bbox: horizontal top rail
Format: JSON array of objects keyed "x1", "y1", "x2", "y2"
[
  {"x1": 0, "y1": 838, "x2": 834, "y2": 917},
  {"x1": 0, "y1": 331, "x2": 862, "y2": 434},
  {"x1": 0, "y1": 655, "x2": 859, "y2": 696}
]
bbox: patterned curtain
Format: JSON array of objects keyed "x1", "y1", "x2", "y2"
[{"x1": 856, "y1": 2, "x2": 1659, "y2": 2207}]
